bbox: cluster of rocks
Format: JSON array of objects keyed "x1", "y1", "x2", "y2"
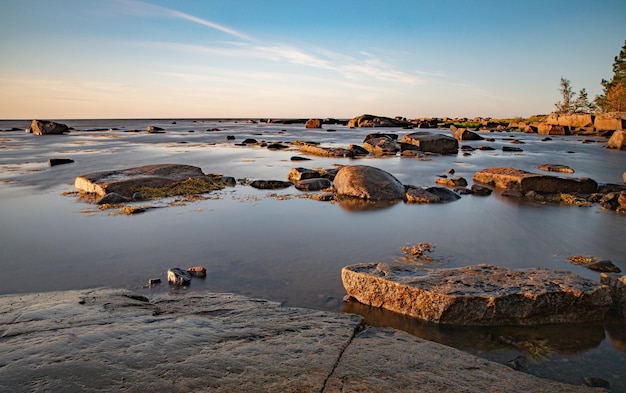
[
  {"x1": 342, "y1": 263, "x2": 626, "y2": 326},
  {"x1": 165, "y1": 266, "x2": 207, "y2": 286}
]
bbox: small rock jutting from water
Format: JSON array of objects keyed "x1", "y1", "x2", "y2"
[
  {"x1": 187, "y1": 266, "x2": 207, "y2": 278},
  {"x1": 48, "y1": 158, "x2": 74, "y2": 166},
  {"x1": 28, "y1": 119, "x2": 69, "y2": 135},
  {"x1": 167, "y1": 268, "x2": 192, "y2": 286}
]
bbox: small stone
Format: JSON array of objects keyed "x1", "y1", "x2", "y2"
[
  {"x1": 132, "y1": 192, "x2": 143, "y2": 201},
  {"x1": 267, "y1": 143, "x2": 288, "y2": 150},
  {"x1": 167, "y1": 268, "x2": 192, "y2": 286},
  {"x1": 219, "y1": 176, "x2": 237, "y2": 187},
  {"x1": 226, "y1": 135, "x2": 235, "y2": 140},
  {"x1": 502, "y1": 146, "x2": 523, "y2": 152},
  {"x1": 586, "y1": 260, "x2": 621, "y2": 273},
  {"x1": 290, "y1": 156, "x2": 311, "y2": 161},
  {"x1": 96, "y1": 193, "x2": 130, "y2": 205},
  {"x1": 48, "y1": 158, "x2": 75, "y2": 166},
  {"x1": 312, "y1": 192, "x2": 335, "y2": 201},
  {"x1": 187, "y1": 266, "x2": 207, "y2": 278},
  {"x1": 583, "y1": 377, "x2": 611, "y2": 389},
  {"x1": 470, "y1": 184, "x2": 493, "y2": 196},
  {"x1": 446, "y1": 168, "x2": 455, "y2": 174},
  {"x1": 506, "y1": 356, "x2": 528, "y2": 371},
  {"x1": 148, "y1": 278, "x2": 161, "y2": 286}
]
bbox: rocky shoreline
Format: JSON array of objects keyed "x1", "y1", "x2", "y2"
[{"x1": 0, "y1": 288, "x2": 608, "y2": 392}]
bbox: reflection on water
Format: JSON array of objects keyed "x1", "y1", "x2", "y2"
[{"x1": 1, "y1": 119, "x2": 625, "y2": 389}]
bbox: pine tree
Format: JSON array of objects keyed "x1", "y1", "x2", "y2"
[
  {"x1": 554, "y1": 77, "x2": 574, "y2": 114},
  {"x1": 595, "y1": 40, "x2": 626, "y2": 112},
  {"x1": 573, "y1": 88, "x2": 593, "y2": 113}
]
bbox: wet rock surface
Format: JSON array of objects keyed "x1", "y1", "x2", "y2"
[
  {"x1": 400, "y1": 131, "x2": 459, "y2": 155},
  {"x1": 0, "y1": 289, "x2": 600, "y2": 393},
  {"x1": 333, "y1": 165, "x2": 405, "y2": 201},
  {"x1": 75, "y1": 164, "x2": 216, "y2": 198},
  {"x1": 342, "y1": 263, "x2": 612, "y2": 326},
  {"x1": 28, "y1": 119, "x2": 69, "y2": 135},
  {"x1": 473, "y1": 167, "x2": 598, "y2": 194}
]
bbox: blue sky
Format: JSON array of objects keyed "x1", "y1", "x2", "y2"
[{"x1": 1, "y1": 0, "x2": 624, "y2": 119}]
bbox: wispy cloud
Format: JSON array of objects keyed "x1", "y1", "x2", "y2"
[
  {"x1": 119, "y1": 1, "x2": 430, "y2": 86},
  {"x1": 116, "y1": 0, "x2": 253, "y2": 41}
]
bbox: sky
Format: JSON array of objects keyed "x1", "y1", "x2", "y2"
[{"x1": 0, "y1": 0, "x2": 625, "y2": 119}]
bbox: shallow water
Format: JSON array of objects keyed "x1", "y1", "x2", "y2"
[{"x1": 1, "y1": 119, "x2": 625, "y2": 389}]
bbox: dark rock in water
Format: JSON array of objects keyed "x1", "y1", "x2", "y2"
[
  {"x1": 320, "y1": 168, "x2": 338, "y2": 181},
  {"x1": 148, "y1": 278, "x2": 161, "y2": 286},
  {"x1": 583, "y1": 377, "x2": 611, "y2": 389},
  {"x1": 600, "y1": 192, "x2": 622, "y2": 210},
  {"x1": 506, "y1": 356, "x2": 528, "y2": 371},
  {"x1": 219, "y1": 176, "x2": 237, "y2": 187},
  {"x1": 470, "y1": 184, "x2": 493, "y2": 196},
  {"x1": 600, "y1": 273, "x2": 626, "y2": 317},
  {"x1": 342, "y1": 263, "x2": 612, "y2": 325},
  {"x1": 334, "y1": 165, "x2": 405, "y2": 201},
  {"x1": 363, "y1": 135, "x2": 400, "y2": 155},
  {"x1": 400, "y1": 132, "x2": 458, "y2": 155},
  {"x1": 167, "y1": 268, "x2": 192, "y2": 286},
  {"x1": 250, "y1": 180, "x2": 293, "y2": 189},
  {"x1": 404, "y1": 187, "x2": 441, "y2": 204},
  {"x1": 312, "y1": 192, "x2": 335, "y2": 201},
  {"x1": 501, "y1": 189, "x2": 523, "y2": 198},
  {"x1": 75, "y1": 164, "x2": 217, "y2": 198},
  {"x1": 242, "y1": 138, "x2": 258, "y2": 144},
  {"x1": 348, "y1": 144, "x2": 370, "y2": 156},
  {"x1": 537, "y1": 164, "x2": 574, "y2": 174},
  {"x1": 364, "y1": 133, "x2": 399, "y2": 142},
  {"x1": 48, "y1": 158, "x2": 74, "y2": 166},
  {"x1": 435, "y1": 176, "x2": 467, "y2": 187},
  {"x1": 146, "y1": 125, "x2": 164, "y2": 132},
  {"x1": 290, "y1": 156, "x2": 311, "y2": 161},
  {"x1": 294, "y1": 178, "x2": 332, "y2": 191},
  {"x1": 132, "y1": 192, "x2": 143, "y2": 201},
  {"x1": 424, "y1": 187, "x2": 461, "y2": 202},
  {"x1": 288, "y1": 167, "x2": 321, "y2": 182},
  {"x1": 479, "y1": 146, "x2": 495, "y2": 151},
  {"x1": 29, "y1": 120, "x2": 69, "y2": 135},
  {"x1": 502, "y1": 146, "x2": 523, "y2": 152},
  {"x1": 96, "y1": 193, "x2": 130, "y2": 205},
  {"x1": 226, "y1": 135, "x2": 236, "y2": 140},
  {"x1": 586, "y1": 260, "x2": 621, "y2": 273},
  {"x1": 267, "y1": 143, "x2": 288, "y2": 150}
]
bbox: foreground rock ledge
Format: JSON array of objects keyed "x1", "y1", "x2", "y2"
[
  {"x1": 342, "y1": 263, "x2": 612, "y2": 326},
  {"x1": 74, "y1": 163, "x2": 215, "y2": 197},
  {"x1": 0, "y1": 289, "x2": 599, "y2": 393}
]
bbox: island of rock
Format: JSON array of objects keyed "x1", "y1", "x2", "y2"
[{"x1": 342, "y1": 263, "x2": 613, "y2": 326}]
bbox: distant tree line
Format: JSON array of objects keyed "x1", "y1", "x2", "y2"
[{"x1": 555, "y1": 40, "x2": 626, "y2": 114}]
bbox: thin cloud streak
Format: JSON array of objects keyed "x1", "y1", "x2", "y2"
[{"x1": 117, "y1": 0, "x2": 253, "y2": 41}]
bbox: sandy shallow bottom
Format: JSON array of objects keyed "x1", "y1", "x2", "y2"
[{"x1": 0, "y1": 119, "x2": 625, "y2": 389}]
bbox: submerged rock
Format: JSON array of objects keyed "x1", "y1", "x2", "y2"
[
  {"x1": 342, "y1": 263, "x2": 612, "y2": 325},
  {"x1": 294, "y1": 178, "x2": 332, "y2": 191},
  {"x1": 249, "y1": 180, "x2": 292, "y2": 189},
  {"x1": 473, "y1": 167, "x2": 598, "y2": 194},
  {"x1": 537, "y1": 164, "x2": 575, "y2": 174},
  {"x1": 334, "y1": 165, "x2": 405, "y2": 201}
]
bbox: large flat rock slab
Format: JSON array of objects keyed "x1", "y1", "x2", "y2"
[
  {"x1": 342, "y1": 263, "x2": 612, "y2": 326},
  {"x1": 74, "y1": 163, "x2": 215, "y2": 197},
  {"x1": 473, "y1": 167, "x2": 598, "y2": 194},
  {"x1": 400, "y1": 131, "x2": 459, "y2": 155},
  {"x1": 0, "y1": 289, "x2": 599, "y2": 392}
]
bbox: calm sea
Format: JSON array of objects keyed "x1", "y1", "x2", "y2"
[{"x1": 1, "y1": 118, "x2": 625, "y2": 388}]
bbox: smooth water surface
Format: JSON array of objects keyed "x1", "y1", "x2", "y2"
[{"x1": 1, "y1": 119, "x2": 625, "y2": 389}]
